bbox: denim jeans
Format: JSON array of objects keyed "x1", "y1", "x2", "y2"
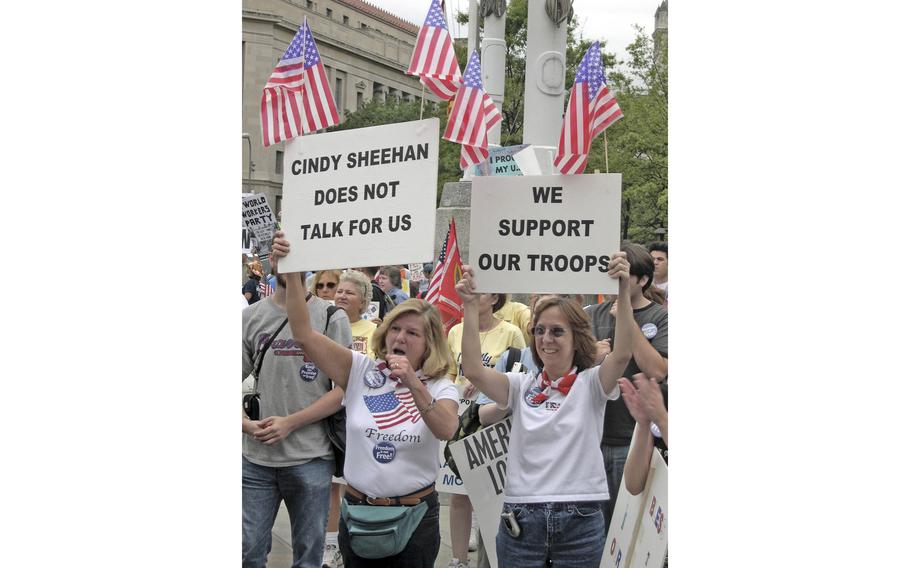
[
  {"x1": 600, "y1": 443, "x2": 630, "y2": 535},
  {"x1": 242, "y1": 456, "x2": 334, "y2": 568},
  {"x1": 496, "y1": 501, "x2": 606, "y2": 567},
  {"x1": 338, "y1": 491, "x2": 440, "y2": 567}
]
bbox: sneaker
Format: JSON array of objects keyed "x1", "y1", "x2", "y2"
[
  {"x1": 447, "y1": 560, "x2": 468, "y2": 568},
  {"x1": 322, "y1": 543, "x2": 343, "y2": 568},
  {"x1": 468, "y1": 526, "x2": 479, "y2": 551}
]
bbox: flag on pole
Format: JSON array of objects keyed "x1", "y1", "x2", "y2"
[
  {"x1": 408, "y1": 0, "x2": 462, "y2": 100},
  {"x1": 425, "y1": 218, "x2": 463, "y2": 332},
  {"x1": 260, "y1": 19, "x2": 339, "y2": 147},
  {"x1": 443, "y1": 50, "x2": 502, "y2": 169},
  {"x1": 553, "y1": 42, "x2": 623, "y2": 175}
]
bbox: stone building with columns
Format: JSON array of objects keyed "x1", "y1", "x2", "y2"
[{"x1": 242, "y1": 0, "x2": 431, "y2": 217}]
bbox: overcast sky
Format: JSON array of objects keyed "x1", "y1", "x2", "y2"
[{"x1": 376, "y1": 0, "x2": 662, "y2": 62}]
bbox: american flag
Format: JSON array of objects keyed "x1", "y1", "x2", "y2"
[
  {"x1": 258, "y1": 279, "x2": 273, "y2": 298},
  {"x1": 260, "y1": 19, "x2": 339, "y2": 148},
  {"x1": 443, "y1": 50, "x2": 501, "y2": 169},
  {"x1": 407, "y1": 0, "x2": 462, "y2": 100},
  {"x1": 553, "y1": 42, "x2": 623, "y2": 175},
  {"x1": 425, "y1": 218, "x2": 463, "y2": 332},
  {"x1": 363, "y1": 390, "x2": 421, "y2": 429}
]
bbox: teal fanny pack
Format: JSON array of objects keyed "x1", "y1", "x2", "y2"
[{"x1": 341, "y1": 499, "x2": 428, "y2": 559}]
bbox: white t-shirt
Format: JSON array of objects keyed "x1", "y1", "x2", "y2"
[
  {"x1": 500, "y1": 366, "x2": 620, "y2": 503},
  {"x1": 343, "y1": 351, "x2": 459, "y2": 497}
]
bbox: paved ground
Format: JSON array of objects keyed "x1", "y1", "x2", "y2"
[{"x1": 267, "y1": 492, "x2": 480, "y2": 567}]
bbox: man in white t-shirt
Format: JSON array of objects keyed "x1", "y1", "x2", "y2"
[{"x1": 649, "y1": 241, "x2": 668, "y2": 300}]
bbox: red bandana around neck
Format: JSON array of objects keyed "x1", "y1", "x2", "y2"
[{"x1": 531, "y1": 368, "x2": 579, "y2": 404}]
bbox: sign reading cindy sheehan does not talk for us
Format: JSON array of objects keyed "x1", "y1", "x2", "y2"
[
  {"x1": 278, "y1": 119, "x2": 439, "y2": 273},
  {"x1": 469, "y1": 174, "x2": 622, "y2": 295}
]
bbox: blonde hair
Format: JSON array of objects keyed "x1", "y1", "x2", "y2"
[
  {"x1": 371, "y1": 299, "x2": 454, "y2": 379},
  {"x1": 339, "y1": 270, "x2": 373, "y2": 313},
  {"x1": 309, "y1": 269, "x2": 341, "y2": 296}
]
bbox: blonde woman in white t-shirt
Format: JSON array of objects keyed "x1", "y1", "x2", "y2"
[
  {"x1": 455, "y1": 252, "x2": 636, "y2": 567},
  {"x1": 274, "y1": 233, "x2": 460, "y2": 568}
]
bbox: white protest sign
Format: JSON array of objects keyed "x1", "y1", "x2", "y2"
[
  {"x1": 469, "y1": 174, "x2": 622, "y2": 294},
  {"x1": 449, "y1": 418, "x2": 512, "y2": 568},
  {"x1": 434, "y1": 385, "x2": 476, "y2": 497},
  {"x1": 602, "y1": 448, "x2": 668, "y2": 568},
  {"x1": 241, "y1": 193, "x2": 277, "y2": 253},
  {"x1": 279, "y1": 118, "x2": 439, "y2": 272},
  {"x1": 630, "y1": 449, "x2": 668, "y2": 568}
]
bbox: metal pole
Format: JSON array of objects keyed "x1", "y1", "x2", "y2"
[{"x1": 242, "y1": 133, "x2": 253, "y2": 192}]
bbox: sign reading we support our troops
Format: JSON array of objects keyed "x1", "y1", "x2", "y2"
[{"x1": 469, "y1": 173, "x2": 622, "y2": 295}]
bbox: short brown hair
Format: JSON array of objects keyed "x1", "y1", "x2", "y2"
[
  {"x1": 371, "y1": 299, "x2": 454, "y2": 379},
  {"x1": 623, "y1": 242, "x2": 654, "y2": 292},
  {"x1": 529, "y1": 297, "x2": 598, "y2": 371}
]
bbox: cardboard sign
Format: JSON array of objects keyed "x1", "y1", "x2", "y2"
[
  {"x1": 434, "y1": 385, "x2": 476, "y2": 497},
  {"x1": 603, "y1": 448, "x2": 668, "y2": 568},
  {"x1": 449, "y1": 417, "x2": 512, "y2": 568},
  {"x1": 469, "y1": 174, "x2": 622, "y2": 294},
  {"x1": 279, "y1": 119, "x2": 439, "y2": 272},
  {"x1": 241, "y1": 193, "x2": 277, "y2": 254}
]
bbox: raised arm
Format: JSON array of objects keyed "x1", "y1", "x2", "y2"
[
  {"x1": 455, "y1": 266, "x2": 510, "y2": 405},
  {"x1": 285, "y1": 271, "x2": 353, "y2": 390},
  {"x1": 619, "y1": 374, "x2": 667, "y2": 494},
  {"x1": 598, "y1": 252, "x2": 634, "y2": 394}
]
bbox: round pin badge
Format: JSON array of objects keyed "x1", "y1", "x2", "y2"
[
  {"x1": 372, "y1": 442, "x2": 396, "y2": 463},
  {"x1": 641, "y1": 323, "x2": 658, "y2": 340},
  {"x1": 523, "y1": 385, "x2": 544, "y2": 408},
  {"x1": 299, "y1": 362, "x2": 318, "y2": 382},
  {"x1": 364, "y1": 370, "x2": 386, "y2": 388}
]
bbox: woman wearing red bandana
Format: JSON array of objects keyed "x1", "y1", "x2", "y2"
[{"x1": 455, "y1": 252, "x2": 636, "y2": 567}]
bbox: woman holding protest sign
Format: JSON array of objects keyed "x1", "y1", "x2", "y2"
[
  {"x1": 445, "y1": 291, "x2": 525, "y2": 568},
  {"x1": 272, "y1": 233, "x2": 460, "y2": 568},
  {"x1": 454, "y1": 253, "x2": 635, "y2": 567}
]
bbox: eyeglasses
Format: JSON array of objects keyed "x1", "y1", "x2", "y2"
[
  {"x1": 532, "y1": 325, "x2": 567, "y2": 338},
  {"x1": 316, "y1": 281, "x2": 337, "y2": 290}
]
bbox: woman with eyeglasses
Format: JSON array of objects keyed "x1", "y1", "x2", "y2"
[
  {"x1": 311, "y1": 269, "x2": 341, "y2": 301},
  {"x1": 455, "y1": 253, "x2": 636, "y2": 567}
]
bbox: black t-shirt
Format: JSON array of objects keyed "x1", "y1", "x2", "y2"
[
  {"x1": 243, "y1": 277, "x2": 261, "y2": 305},
  {"x1": 586, "y1": 300, "x2": 669, "y2": 446}
]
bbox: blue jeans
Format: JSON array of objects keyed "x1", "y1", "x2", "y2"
[
  {"x1": 600, "y1": 443, "x2": 630, "y2": 535},
  {"x1": 242, "y1": 456, "x2": 334, "y2": 568},
  {"x1": 338, "y1": 492, "x2": 440, "y2": 567},
  {"x1": 496, "y1": 501, "x2": 606, "y2": 567}
]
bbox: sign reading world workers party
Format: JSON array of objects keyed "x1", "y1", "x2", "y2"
[
  {"x1": 469, "y1": 173, "x2": 622, "y2": 295},
  {"x1": 279, "y1": 119, "x2": 439, "y2": 272}
]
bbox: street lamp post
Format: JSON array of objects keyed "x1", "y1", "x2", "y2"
[{"x1": 242, "y1": 133, "x2": 253, "y2": 192}]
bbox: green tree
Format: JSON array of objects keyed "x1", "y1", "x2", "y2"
[{"x1": 585, "y1": 26, "x2": 668, "y2": 243}]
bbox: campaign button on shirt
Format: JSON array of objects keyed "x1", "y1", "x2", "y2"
[
  {"x1": 523, "y1": 385, "x2": 545, "y2": 408},
  {"x1": 299, "y1": 362, "x2": 318, "y2": 382},
  {"x1": 641, "y1": 322, "x2": 658, "y2": 339},
  {"x1": 364, "y1": 369, "x2": 386, "y2": 388},
  {"x1": 373, "y1": 442, "x2": 396, "y2": 463}
]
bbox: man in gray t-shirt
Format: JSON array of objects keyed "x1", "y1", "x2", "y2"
[
  {"x1": 585, "y1": 243, "x2": 668, "y2": 535},
  {"x1": 241, "y1": 269, "x2": 352, "y2": 568}
]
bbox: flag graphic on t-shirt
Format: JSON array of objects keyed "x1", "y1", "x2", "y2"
[{"x1": 363, "y1": 390, "x2": 421, "y2": 429}]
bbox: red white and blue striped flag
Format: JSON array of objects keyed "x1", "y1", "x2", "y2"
[
  {"x1": 261, "y1": 19, "x2": 339, "y2": 147},
  {"x1": 408, "y1": 0, "x2": 462, "y2": 100},
  {"x1": 554, "y1": 42, "x2": 623, "y2": 175},
  {"x1": 363, "y1": 390, "x2": 421, "y2": 429},
  {"x1": 425, "y1": 218, "x2": 463, "y2": 332},
  {"x1": 443, "y1": 50, "x2": 501, "y2": 169}
]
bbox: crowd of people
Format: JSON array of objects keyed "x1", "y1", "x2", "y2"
[{"x1": 242, "y1": 233, "x2": 669, "y2": 568}]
